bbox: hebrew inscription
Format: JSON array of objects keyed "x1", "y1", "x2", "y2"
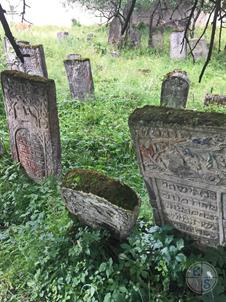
[
  {"x1": 129, "y1": 106, "x2": 226, "y2": 247},
  {"x1": 1, "y1": 70, "x2": 61, "y2": 182}
]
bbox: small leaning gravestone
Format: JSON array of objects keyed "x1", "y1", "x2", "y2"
[
  {"x1": 189, "y1": 38, "x2": 209, "y2": 60},
  {"x1": 3, "y1": 38, "x2": 48, "y2": 78},
  {"x1": 160, "y1": 70, "x2": 190, "y2": 109},
  {"x1": 129, "y1": 105, "x2": 226, "y2": 247},
  {"x1": 64, "y1": 55, "x2": 95, "y2": 101},
  {"x1": 1, "y1": 70, "x2": 61, "y2": 182},
  {"x1": 149, "y1": 28, "x2": 164, "y2": 49}
]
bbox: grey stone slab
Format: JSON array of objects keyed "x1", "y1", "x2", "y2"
[
  {"x1": 1, "y1": 70, "x2": 61, "y2": 182},
  {"x1": 129, "y1": 105, "x2": 226, "y2": 247},
  {"x1": 161, "y1": 70, "x2": 190, "y2": 108},
  {"x1": 64, "y1": 58, "x2": 95, "y2": 101},
  {"x1": 189, "y1": 38, "x2": 209, "y2": 60},
  {"x1": 170, "y1": 31, "x2": 187, "y2": 59},
  {"x1": 108, "y1": 17, "x2": 122, "y2": 45},
  {"x1": 3, "y1": 37, "x2": 48, "y2": 78}
]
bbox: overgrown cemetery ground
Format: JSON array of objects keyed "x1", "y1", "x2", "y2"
[{"x1": 0, "y1": 24, "x2": 226, "y2": 301}]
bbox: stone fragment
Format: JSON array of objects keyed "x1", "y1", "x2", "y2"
[
  {"x1": 61, "y1": 169, "x2": 141, "y2": 240},
  {"x1": 129, "y1": 105, "x2": 226, "y2": 247},
  {"x1": 204, "y1": 94, "x2": 226, "y2": 106},
  {"x1": 67, "y1": 54, "x2": 81, "y2": 60},
  {"x1": 170, "y1": 31, "x2": 187, "y2": 59},
  {"x1": 128, "y1": 27, "x2": 141, "y2": 47},
  {"x1": 3, "y1": 37, "x2": 48, "y2": 78},
  {"x1": 189, "y1": 38, "x2": 209, "y2": 60},
  {"x1": 64, "y1": 57, "x2": 95, "y2": 101},
  {"x1": 161, "y1": 70, "x2": 190, "y2": 109},
  {"x1": 1, "y1": 70, "x2": 61, "y2": 182}
]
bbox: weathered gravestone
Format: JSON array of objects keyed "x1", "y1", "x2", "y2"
[
  {"x1": 204, "y1": 94, "x2": 226, "y2": 106},
  {"x1": 149, "y1": 28, "x2": 164, "y2": 49},
  {"x1": 189, "y1": 38, "x2": 209, "y2": 60},
  {"x1": 64, "y1": 57, "x2": 95, "y2": 101},
  {"x1": 129, "y1": 105, "x2": 226, "y2": 247},
  {"x1": 161, "y1": 70, "x2": 190, "y2": 108},
  {"x1": 1, "y1": 70, "x2": 61, "y2": 182},
  {"x1": 170, "y1": 31, "x2": 187, "y2": 59},
  {"x1": 108, "y1": 17, "x2": 122, "y2": 45},
  {"x1": 57, "y1": 32, "x2": 69, "y2": 41},
  {"x1": 4, "y1": 38, "x2": 48, "y2": 78}
]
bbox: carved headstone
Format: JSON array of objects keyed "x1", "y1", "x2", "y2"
[
  {"x1": 4, "y1": 38, "x2": 48, "y2": 78},
  {"x1": 108, "y1": 17, "x2": 122, "y2": 45},
  {"x1": 170, "y1": 31, "x2": 187, "y2": 59},
  {"x1": 189, "y1": 38, "x2": 209, "y2": 60},
  {"x1": 57, "y1": 32, "x2": 69, "y2": 41},
  {"x1": 149, "y1": 28, "x2": 164, "y2": 49},
  {"x1": 64, "y1": 57, "x2": 95, "y2": 101},
  {"x1": 161, "y1": 70, "x2": 190, "y2": 109},
  {"x1": 1, "y1": 70, "x2": 61, "y2": 182},
  {"x1": 129, "y1": 106, "x2": 226, "y2": 247}
]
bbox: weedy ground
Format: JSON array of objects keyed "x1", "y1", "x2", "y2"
[{"x1": 0, "y1": 24, "x2": 225, "y2": 302}]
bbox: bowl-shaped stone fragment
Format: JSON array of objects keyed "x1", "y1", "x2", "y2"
[{"x1": 61, "y1": 169, "x2": 141, "y2": 240}]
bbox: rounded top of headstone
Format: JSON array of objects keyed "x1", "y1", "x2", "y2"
[
  {"x1": 164, "y1": 70, "x2": 189, "y2": 83},
  {"x1": 67, "y1": 54, "x2": 82, "y2": 60}
]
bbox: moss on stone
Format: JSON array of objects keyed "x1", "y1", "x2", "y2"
[
  {"x1": 129, "y1": 105, "x2": 226, "y2": 128},
  {"x1": 63, "y1": 169, "x2": 139, "y2": 211},
  {"x1": 1, "y1": 70, "x2": 52, "y2": 84}
]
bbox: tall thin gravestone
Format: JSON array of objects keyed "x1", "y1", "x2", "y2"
[
  {"x1": 4, "y1": 38, "x2": 48, "y2": 78},
  {"x1": 170, "y1": 31, "x2": 187, "y2": 59},
  {"x1": 161, "y1": 70, "x2": 190, "y2": 108},
  {"x1": 129, "y1": 106, "x2": 226, "y2": 247},
  {"x1": 1, "y1": 70, "x2": 61, "y2": 182},
  {"x1": 108, "y1": 17, "x2": 122, "y2": 45},
  {"x1": 64, "y1": 57, "x2": 95, "y2": 101}
]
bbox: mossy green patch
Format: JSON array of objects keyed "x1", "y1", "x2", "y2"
[{"x1": 63, "y1": 169, "x2": 139, "y2": 211}]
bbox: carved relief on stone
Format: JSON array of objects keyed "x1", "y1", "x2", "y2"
[
  {"x1": 1, "y1": 70, "x2": 61, "y2": 182},
  {"x1": 64, "y1": 57, "x2": 95, "y2": 101},
  {"x1": 3, "y1": 37, "x2": 48, "y2": 78},
  {"x1": 129, "y1": 106, "x2": 226, "y2": 247}
]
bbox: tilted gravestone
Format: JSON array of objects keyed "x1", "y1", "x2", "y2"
[
  {"x1": 1, "y1": 70, "x2": 61, "y2": 182},
  {"x1": 129, "y1": 105, "x2": 226, "y2": 247},
  {"x1": 57, "y1": 32, "x2": 69, "y2": 41},
  {"x1": 149, "y1": 28, "x2": 164, "y2": 49},
  {"x1": 189, "y1": 38, "x2": 209, "y2": 60},
  {"x1": 108, "y1": 17, "x2": 122, "y2": 45},
  {"x1": 161, "y1": 70, "x2": 190, "y2": 108},
  {"x1": 170, "y1": 31, "x2": 187, "y2": 59},
  {"x1": 4, "y1": 38, "x2": 48, "y2": 78},
  {"x1": 64, "y1": 57, "x2": 95, "y2": 101}
]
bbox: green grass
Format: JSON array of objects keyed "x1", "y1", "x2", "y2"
[{"x1": 0, "y1": 23, "x2": 226, "y2": 301}]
